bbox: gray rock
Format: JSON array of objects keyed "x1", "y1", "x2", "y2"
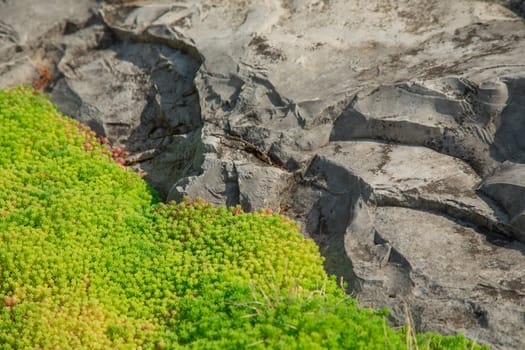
[
  {"x1": 236, "y1": 163, "x2": 291, "y2": 212},
  {"x1": 481, "y1": 163, "x2": 525, "y2": 239},
  {"x1": 0, "y1": 0, "x2": 97, "y2": 89},
  {"x1": 305, "y1": 141, "x2": 510, "y2": 235},
  {"x1": 2, "y1": 0, "x2": 525, "y2": 348},
  {"x1": 168, "y1": 158, "x2": 238, "y2": 207},
  {"x1": 371, "y1": 207, "x2": 525, "y2": 350}
]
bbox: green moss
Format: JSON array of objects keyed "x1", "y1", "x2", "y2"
[{"x1": 0, "y1": 87, "x2": 488, "y2": 349}]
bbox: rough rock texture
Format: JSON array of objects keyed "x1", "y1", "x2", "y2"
[
  {"x1": 481, "y1": 163, "x2": 525, "y2": 235},
  {"x1": 1, "y1": 0, "x2": 525, "y2": 348}
]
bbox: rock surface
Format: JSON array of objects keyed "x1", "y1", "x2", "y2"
[{"x1": 1, "y1": 0, "x2": 525, "y2": 348}]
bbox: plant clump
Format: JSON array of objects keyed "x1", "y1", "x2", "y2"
[{"x1": 0, "y1": 87, "x2": 488, "y2": 349}]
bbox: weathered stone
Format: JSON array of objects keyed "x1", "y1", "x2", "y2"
[
  {"x1": 370, "y1": 207, "x2": 525, "y2": 350},
  {"x1": 481, "y1": 163, "x2": 525, "y2": 239},
  {"x1": 236, "y1": 163, "x2": 291, "y2": 212},
  {"x1": 168, "y1": 158, "x2": 238, "y2": 207},
  {"x1": 304, "y1": 141, "x2": 510, "y2": 235}
]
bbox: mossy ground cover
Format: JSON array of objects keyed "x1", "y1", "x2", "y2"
[{"x1": 0, "y1": 87, "x2": 488, "y2": 349}]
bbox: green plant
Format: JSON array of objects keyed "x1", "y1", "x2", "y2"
[{"x1": 0, "y1": 87, "x2": 488, "y2": 349}]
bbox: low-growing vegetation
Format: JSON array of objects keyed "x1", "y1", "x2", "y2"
[{"x1": 0, "y1": 87, "x2": 488, "y2": 349}]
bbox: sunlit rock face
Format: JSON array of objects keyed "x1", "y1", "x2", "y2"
[{"x1": 1, "y1": 1, "x2": 524, "y2": 348}]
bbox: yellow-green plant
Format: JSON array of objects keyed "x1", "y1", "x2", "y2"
[{"x1": 0, "y1": 87, "x2": 488, "y2": 349}]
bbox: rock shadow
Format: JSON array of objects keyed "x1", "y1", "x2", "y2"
[
  {"x1": 490, "y1": 77, "x2": 525, "y2": 163},
  {"x1": 109, "y1": 40, "x2": 204, "y2": 199}
]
